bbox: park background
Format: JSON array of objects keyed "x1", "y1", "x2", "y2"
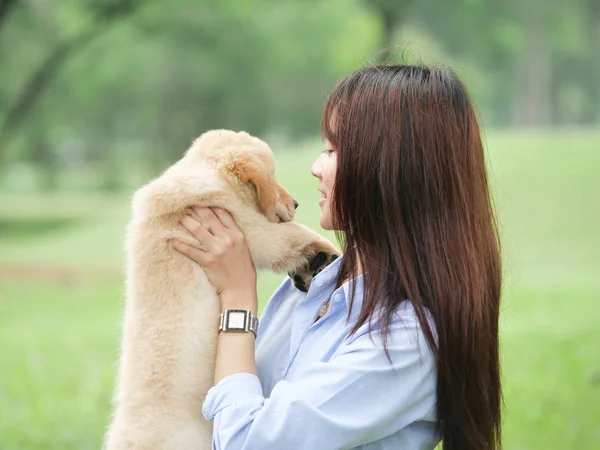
[{"x1": 0, "y1": 0, "x2": 599, "y2": 448}]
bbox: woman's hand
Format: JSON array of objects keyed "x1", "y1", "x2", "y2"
[{"x1": 173, "y1": 207, "x2": 257, "y2": 312}]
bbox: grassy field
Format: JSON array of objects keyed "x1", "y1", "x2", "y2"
[{"x1": 1, "y1": 129, "x2": 599, "y2": 449}]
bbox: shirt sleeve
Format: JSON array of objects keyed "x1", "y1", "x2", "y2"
[{"x1": 202, "y1": 315, "x2": 437, "y2": 450}]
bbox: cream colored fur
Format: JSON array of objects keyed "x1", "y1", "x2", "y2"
[{"x1": 103, "y1": 130, "x2": 338, "y2": 450}]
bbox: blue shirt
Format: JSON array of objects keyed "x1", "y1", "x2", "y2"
[{"x1": 202, "y1": 255, "x2": 440, "y2": 449}]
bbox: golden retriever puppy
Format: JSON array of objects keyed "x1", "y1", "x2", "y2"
[{"x1": 103, "y1": 130, "x2": 339, "y2": 450}]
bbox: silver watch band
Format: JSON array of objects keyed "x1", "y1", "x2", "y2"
[{"x1": 219, "y1": 309, "x2": 258, "y2": 337}]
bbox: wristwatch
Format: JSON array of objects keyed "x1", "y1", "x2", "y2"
[{"x1": 219, "y1": 309, "x2": 259, "y2": 337}]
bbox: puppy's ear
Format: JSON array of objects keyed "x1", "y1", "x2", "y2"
[{"x1": 220, "y1": 155, "x2": 277, "y2": 214}]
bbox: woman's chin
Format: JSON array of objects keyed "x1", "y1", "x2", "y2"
[{"x1": 319, "y1": 216, "x2": 333, "y2": 231}]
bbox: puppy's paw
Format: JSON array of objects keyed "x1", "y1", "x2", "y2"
[{"x1": 288, "y1": 251, "x2": 340, "y2": 292}]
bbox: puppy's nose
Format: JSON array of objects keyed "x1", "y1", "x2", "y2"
[{"x1": 293, "y1": 199, "x2": 299, "y2": 210}]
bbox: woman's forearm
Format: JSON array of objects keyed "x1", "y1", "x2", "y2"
[{"x1": 213, "y1": 289, "x2": 259, "y2": 385}]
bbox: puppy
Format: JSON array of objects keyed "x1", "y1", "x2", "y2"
[{"x1": 103, "y1": 130, "x2": 339, "y2": 450}]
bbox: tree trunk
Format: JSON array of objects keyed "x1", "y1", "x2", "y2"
[
  {"x1": 582, "y1": 0, "x2": 600, "y2": 124},
  {"x1": 365, "y1": 0, "x2": 417, "y2": 63},
  {"x1": 0, "y1": 0, "x2": 18, "y2": 39},
  {"x1": 377, "y1": 10, "x2": 397, "y2": 63},
  {"x1": 31, "y1": 129, "x2": 60, "y2": 191},
  {"x1": 0, "y1": 30, "x2": 100, "y2": 162},
  {"x1": 511, "y1": 8, "x2": 551, "y2": 126}
]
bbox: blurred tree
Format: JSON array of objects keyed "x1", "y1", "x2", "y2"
[
  {"x1": 410, "y1": 0, "x2": 518, "y2": 124},
  {"x1": 2, "y1": 0, "x2": 595, "y2": 193},
  {"x1": 511, "y1": 0, "x2": 597, "y2": 125},
  {"x1": 0, "y1": 0, "x2": 18, "y2": 38},
  {"x1": 511, "y1": 0, "x2": 552, "y2": 126},
  {"x1": 364, "y1": 0, "x2": 417, "y2": 61},
  {"x1": 0, "y1": 0, "x2": 378, "y2": 190},
  {"x1": 0, "y1": 0, "x2": 146, "y2": 169},
  {"x1": 412, "y1": 0, "x2": 596, "y2": 126},
  {"x1": 581, "y1": 0, "x2": 600, "y2": 123}
]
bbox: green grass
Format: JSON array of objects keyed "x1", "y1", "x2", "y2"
[
  {"x1": 0, "y1": 129, "x2": 599, "y2": 449},
  {"x1": 0, "y1": 282, "x2": 122, "y2": 449}
]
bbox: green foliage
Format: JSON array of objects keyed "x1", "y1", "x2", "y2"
[
  {"x1": 0, "y1": 0, "x2": 598, "y2": 191},
  {"x1": 0, "y1": 0, "x2": 379, "y2": 177},
  {"x1": 409, "y1": 0, "x2": 598, "y2": 125}
]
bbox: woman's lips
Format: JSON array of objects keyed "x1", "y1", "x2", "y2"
[{"x1": 318, "y1": 188, "x2": 327, "y2": 206}]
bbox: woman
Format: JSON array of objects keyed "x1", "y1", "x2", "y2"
[{"x1": 173, "y1": 64, "x2": 502, "y2": 450}]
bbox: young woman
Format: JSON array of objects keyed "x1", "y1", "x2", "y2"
[{"x1": 174, "y1": 64, "x2": 503, "y2": 450}]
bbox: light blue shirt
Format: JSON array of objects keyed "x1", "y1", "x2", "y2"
[{"x1": 202, "y1": 255, "x2": 440, "y2": 449}]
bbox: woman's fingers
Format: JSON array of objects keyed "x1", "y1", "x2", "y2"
[
  {"x1": 193, "y1": 207, "x2": 228, "y2": 235},
  {"x1": 180, "y1": 214, "x2": 214, "y2": 248},
  {"x1": 173, "y1": 207, "x2": 255, "y2": 295},
  {"x1": 172, "y1": 240, "x2": 207, "y2": 264},
  {"x1": 212, "y1": 207, "x2": 240, "y2": 231},
  {"x1": 179, "y1": 207, "x2": 242, "y2": 257}
]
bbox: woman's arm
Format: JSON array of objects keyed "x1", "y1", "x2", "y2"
[
  {"x1": 173, "y1": 206, "x2": 260, "y2": 385},
  {"x1": 202, "y1": 315, "x2": 437, "y2": 449},
  {"x1": 213, "y1": 291, "x2": 258, "y2": 384}
]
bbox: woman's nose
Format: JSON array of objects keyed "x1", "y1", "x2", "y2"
[{"x1": 310, "y1": 160, "x2": 321, "y2": 178}]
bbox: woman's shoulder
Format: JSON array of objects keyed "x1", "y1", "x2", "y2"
[
  {"x1": 341, "y1": 299, "x2": 437, "y2": 359},
  {"x1": 394, "y1": 300, "x2": 436, "y2": 332}
]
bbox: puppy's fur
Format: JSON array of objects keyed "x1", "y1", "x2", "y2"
[{"x1": 103, "y1": 130, "x2": 339, "y2": 450}]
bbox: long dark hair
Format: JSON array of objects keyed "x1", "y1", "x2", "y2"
[{"x1": 321, "y1": 65, "x2": 502, "y2": 450}]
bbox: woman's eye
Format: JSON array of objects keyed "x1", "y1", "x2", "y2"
[{"x1": 322, "y1": 149, "x2": 334, "y2": 155}]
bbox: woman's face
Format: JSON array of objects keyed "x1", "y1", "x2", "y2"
[{"x1": 310, "y1": 140, "x2": 337, "y2": 230}]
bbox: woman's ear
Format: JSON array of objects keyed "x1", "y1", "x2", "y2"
[{"x1": 219, "y1": 154, "x2": 278, "y2": 216}]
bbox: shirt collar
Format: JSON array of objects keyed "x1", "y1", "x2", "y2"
[{"x1": 311, "y1": 253, "x2": 365, "y2": 319}]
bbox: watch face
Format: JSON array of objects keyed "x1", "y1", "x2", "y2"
[{"x1": 227, "y1": 311, "x2": 246, "y2": 329}]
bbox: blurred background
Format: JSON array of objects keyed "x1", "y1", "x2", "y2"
[{"x1": 0, "y1": 0, "x2": 598, "y2": 448}]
